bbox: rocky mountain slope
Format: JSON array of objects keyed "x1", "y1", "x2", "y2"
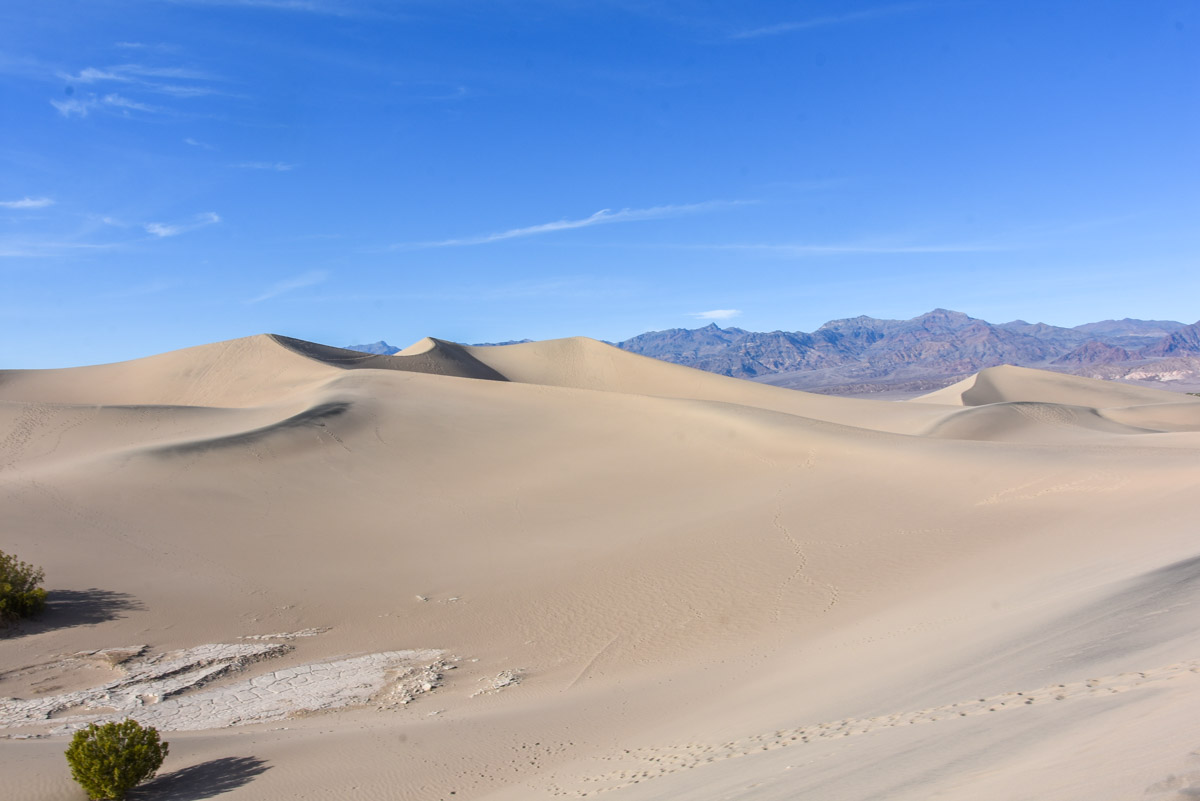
[
  {"x1": 614, "y1": 311, "x2": 1200, "y2": 394},
  {"x1": 347, "y1": 312, "x2": 1200, "y2": 395}
]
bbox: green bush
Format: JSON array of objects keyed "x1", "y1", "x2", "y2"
[
  {"x1": 65, "y1": 719, "x2": 169, "y2": 800},
  {"x1": 0, "y1": 549, "x2": 46, "y2": 625}
]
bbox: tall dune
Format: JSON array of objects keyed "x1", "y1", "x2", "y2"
[
  {"x1": 465, "y1": 336, "x2": 951, "y2": 434},
  {"x1": 2, "y1": 336, "x2": 1199, "y2": 801}
]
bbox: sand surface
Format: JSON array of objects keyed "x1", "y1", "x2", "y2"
[{"x1": 3, "y1": 335, "x2": 1200, "y2": 800}]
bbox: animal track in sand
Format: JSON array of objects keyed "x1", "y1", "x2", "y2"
[
  {"x1": 768, "y1": 485, "x2": 811, "y2": 624},
  {"x1": 769, "y1": 454, "x2": 838, "y2": 624},
  {"x1": 1012, "y1": 403, "x2": 1079, "y2": 427},
  {"x1": 545, "y1": 660, "x2": 1200, "y2": 796},
  {"x1": 0, "y1": 403, "x2": 55, "y2": 470}
]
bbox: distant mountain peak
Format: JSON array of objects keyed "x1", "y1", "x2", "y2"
[
  {"x1": 1140, "y1": 321, "x2": 1200, "y2": 358},
  {"x1": 915, "y1": 308, "x2": 973, "y2": 323},
  {"x1": 470, "y1": 338, "x2": 535, "y2": 346},
  {"x1": 1073, "y1": 319, "x2": 1186, "y2": 338},
  {"x1": 344, "y1": 340, "x2": 400, "y2": 355},
  {"x1": 614, "y1": 310, "x2": 1199, "y2": 394}
]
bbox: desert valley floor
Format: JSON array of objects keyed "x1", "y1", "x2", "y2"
[{"x1": 3, "y1": 334, "x2": 1200, "y2": 800}]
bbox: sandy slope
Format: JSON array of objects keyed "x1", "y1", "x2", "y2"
[
  {"x1": 2, "y1": 338, "x2": 1199, "y2": 801},
  {"x1": 915, "y1": 363, "x2": 1189, "y2": 407}
]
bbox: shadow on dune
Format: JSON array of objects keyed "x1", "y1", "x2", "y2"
[
  {"x1": 271, "y1": 333, "x2": 508, "y2": 381},
  {"x1": 132, "y1": 756, "x2": 271, "y2": 800},
  {"x1": 152, "y1": 400, "x2": 351, "y2": 457},
  {"x1": 5, "y1": 588, "x2": 145, "y2": 636},
  {"x1": 1036, "y1": 553, "x2": 1200, "y2": 667},
  {"x1": 904, "y1": 553, "x2": 1200, "y2": 711}
]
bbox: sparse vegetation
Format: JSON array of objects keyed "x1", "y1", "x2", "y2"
[
  {"x1": 0, "y1": 549, "x2": 46, "y2": 626},
  {"x1": 65, "y1": 719, "x2": 169, "y2": 800}
]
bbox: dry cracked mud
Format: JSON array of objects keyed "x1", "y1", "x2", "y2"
[{"x1": 0, "y1": 638, "x2": 446, "y2": 738}]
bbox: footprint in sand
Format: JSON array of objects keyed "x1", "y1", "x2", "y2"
[{"x1": 564, "y1": 659, "x2": 1200, "y2": 796}]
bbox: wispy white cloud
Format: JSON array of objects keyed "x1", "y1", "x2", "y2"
[
  {"x1": 155, "y1": 84, "x2": 220, "y2": 98},
  {"x1": 50, "y1": 97, "x2": 98, "y2": 117},
  {"x1": 115, "y1": 42, "x2": 180, "y2": 53},
  {"x1": 51, "y1": 92, "x2": 169, "y2": 117},
  {"x1": 734, "y1": 3, "x2": 927, "y2": 39},
  {"x1": 184, "y1": 137, "x2": 216, "y2": 149},
  {"x1": 407, "y1": 200, "x2": 750, "y2": 248},
  {"x1": 249, "y1": 269, "x2": 329, "y2": 303},
  {"x1": 162, "y1": 0, "x2": 366, "y2": 13},
  {"x1": 0, "y1": 197, "x2": 55, "y2": 209},
  {"x1": 113, "y1": 64, "x2": 212, "y2": 81},
  {"x1": 683, "y1": 241, "x2": 1002, "y2": 255},
  {"x1": 56, "y1": 63, "x2": 220, "y2": 112},
  {"x1": 236, "y1": 161, "x2": 295, "y2": 171},
  {"x1": 72, "y1": 67, "x2": 128, "y2": 83},
  {"x1": 64, "y1": 64, "x2": 212, "y2": 83},
  {"x1": 0, "y1": 240, "x2": 118, "y2": 258},
  {"x1": 144, "y1": 211, "x2": 221, "y2": 237},
  {"x1": 692, "y1": 309, "x2": 742, "y2": 321},
  {"x1": 103, "y1": 93, "x2": 163, "y2": 113}
]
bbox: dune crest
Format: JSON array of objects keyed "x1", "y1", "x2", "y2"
[
  {"x1": 915, "y1": 363, "x2": 1191, "y2": 408},
  {"x1": 275, "y1": 334, "x2": 506, "y2": 382},
  {"x1": 0, "y1": 334, "x2": 337, "y2": 407},
  {"x1": 465, "y1": 336, "x2": 955, "y2": 434}
]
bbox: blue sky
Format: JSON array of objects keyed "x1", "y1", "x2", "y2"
[{"x1": 1, "y1": 1, "x2": 1197, "y2": 367}]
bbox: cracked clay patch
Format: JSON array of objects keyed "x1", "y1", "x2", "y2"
[{"x1": 1, "y1": 641, "x2": 445, "y2": 737}]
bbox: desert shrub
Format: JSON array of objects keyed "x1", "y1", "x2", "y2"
[
  {"x1": 0, "y1": 549, "x2": 46, "y2": 625},
  {"x1": 65, "y1": 719, "x2": 169, "y2": 800}
]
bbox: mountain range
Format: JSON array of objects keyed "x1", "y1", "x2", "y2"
[{"x1": 345, "y1": 310, "x2": 1200, "y2": 395}]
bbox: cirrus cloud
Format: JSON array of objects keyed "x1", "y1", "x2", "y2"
[
  {"x1": 692, "y1": 309, "x2": 743, "y2": 321},
  {"x1": 0, "y1": 197, "x2": 55, "y2": 209},
  {"x1": 402, "y1": 199, "x2": 752, "y2": 248},
  {"x1": 248, "y1": 269, "x2": 329, "y2": 303},
  {"x1": 236, "y1": 161, "x2": 295, "y2": 171},
  {"x1": 144, "y1": 211, "x2": 221, "y2": 237},
  {"x1": 734, "y1": 3, "x2": 928, "y2": 39}
]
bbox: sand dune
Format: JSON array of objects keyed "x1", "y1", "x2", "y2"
[
  {"x1": 0, "y1": 334, "x2": 339, "y2": 407},
  {"x1": 917, "y1": 363, "x2": 1188, "y2": 407},
  {"x1": 3, "y1": 336, "x2": 1199, "y2": 801},
  {"x1": 276, "y1": 335, "x2": 508, "y2": 382},
  {"x1": 1101, "y1": 401, "x2": 1200, "y2": 433},
  {"x1": 466, "y1": 336, "x2": 956, "y2": 434},
  {"x1": 921, "y1": 400, "x2": 1158, "y2": 442}
]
